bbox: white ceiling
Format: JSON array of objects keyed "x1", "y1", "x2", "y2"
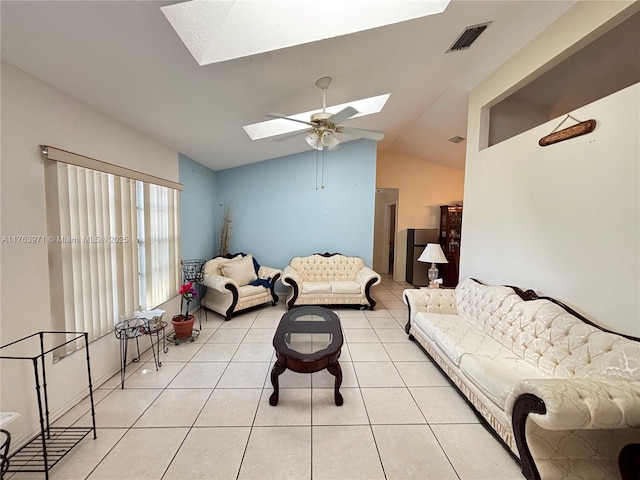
[{"x1": 0, "y1": 0, "x2": 577, "y2": 171}]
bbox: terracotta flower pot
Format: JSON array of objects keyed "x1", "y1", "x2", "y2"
[{"x1": 171, "y1": 314, "x2": 195, "y2": 340}]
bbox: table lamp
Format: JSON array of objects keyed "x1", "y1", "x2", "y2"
[{"x1": 418, "y1": 243, "x2": 448, "y2": 287}]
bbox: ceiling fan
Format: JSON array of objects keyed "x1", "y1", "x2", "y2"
[{"x1": 267, "y1": 76, "x2": 385, "y2": 151}]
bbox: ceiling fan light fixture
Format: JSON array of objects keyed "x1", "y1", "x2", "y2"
[
  {"x1": 305, "y1": 133, "x2": 323, "y2": 150},
  {"x1": 323, "y1": 133, "x2": 340, "y2": 150},
  {"x1": 305, "y1": 131, "x2": 340, "y2": 151}
]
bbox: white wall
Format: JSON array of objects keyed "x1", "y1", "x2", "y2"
[
  {"x1": 462, "y1": 2, "x2": 640, "y2": 337},
  {"x1": 1, "y1": 61, "x2": 181, "y2": 445}
]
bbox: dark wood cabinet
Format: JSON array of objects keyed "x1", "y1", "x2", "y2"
[{"x1": 439, "y1": 205, "x2": 463, "y2": 287}]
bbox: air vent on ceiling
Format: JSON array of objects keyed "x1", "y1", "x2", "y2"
[
  {"x1": 448, "y1": 136, "x2": 465, "y2": 144},
  {"x1": 446, "y1": 22, "x2": 492, "y2": 53}
]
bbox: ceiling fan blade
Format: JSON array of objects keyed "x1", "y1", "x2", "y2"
[
  {"x1": 328, "y1": 106, "x2": 358, "y2": 124},
  {"x1": 270, "y1": 130, "x2": 308, "y2": 142},
  {"x1": 340, "y1": 126, "x2": 384, "y2": 141},
  {"x1": 266, "y1": 113, "x2": 315, "y2": 126}
]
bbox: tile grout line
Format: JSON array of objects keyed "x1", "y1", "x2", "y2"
[{"x1": 44, "y1": 278, "x2": 521, "y2": 479}]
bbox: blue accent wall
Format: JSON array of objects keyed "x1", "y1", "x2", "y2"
[
  {"x1": 214, "y1": 139, "x2": 377, "y2": 272},
  {"x1": 179, "y1": 153, "x2": 218, "y2": 262}
]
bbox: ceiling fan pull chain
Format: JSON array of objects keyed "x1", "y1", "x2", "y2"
[
  {"x1": 315, "y1": 148, "x2": 319, "y2": 190},
  {"x1": 321, "y1": 149, "x2": 325, "y2": 189}
]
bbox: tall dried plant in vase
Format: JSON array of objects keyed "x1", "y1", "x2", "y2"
[{"x1": 218, "y1": 203, "x2": 233, "y2": 256}]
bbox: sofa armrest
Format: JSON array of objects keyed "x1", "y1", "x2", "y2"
[
  {"x1": 281, "y1": 266, "x2": 301, "y2": 309},
  {"x1": 507, "y1": 379, "x2": 640, "y2": 480},
  {"x1": 258, "y1": 266, "x2": 283, "y2": 305},
  {"x1": 281, "y1": 266, "x2": 301, "y2": 286},
  {"x1": 354, "y1": 266, "x2": 381, "y2": 310},
  {"x1": 506, "y1": 378, "x2": 640, "y2": 431},
  {"x1": 258, "y1": 265, "x2": 282, "y2": 281},
  {"x1": 355, "y1": 266, "x2": 381, "y2": 288},
  {"x1": 403, "y1": 288, "x2": 457, "y2": 333},
  {"x1": 201, "y1": 273, "x2": 239, "y2": 293},
  {"x1": 403, "y1": 288, "x2": 457, "y2": 313}
]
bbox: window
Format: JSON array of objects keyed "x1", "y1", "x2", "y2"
[
  {"x1": 44, "y1": 147, "x2": 181, "y2": 356},
  {"x1": 138, "y1": 182, "x2": 180, "y2": 310}
]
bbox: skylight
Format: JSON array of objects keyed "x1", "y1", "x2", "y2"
[
  {"x1": 242, "y1": 93, "x2": 390, "y2": 140},
  {"x1": 161, "y1": 0, "x2": 451, "y2": 66}
]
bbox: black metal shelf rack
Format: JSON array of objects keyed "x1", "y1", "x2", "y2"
[
  {"x1": 181, "y1": 258, "x2": 207, "y2": 328},
  {"x1": 0, "y1": 331, "x2": 97, "y2": 480},
  {"x1": 180, "y1": 258, "x2": 206, "y2": 284}
]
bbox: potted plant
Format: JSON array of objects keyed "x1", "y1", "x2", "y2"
[{"x1": 172, "y1": 281, "x2": 198, "y2": 339}]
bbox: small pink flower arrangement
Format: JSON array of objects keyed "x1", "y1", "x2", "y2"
[{"x1": 177, "y1": 281, "x2": 198, "y2": 320}]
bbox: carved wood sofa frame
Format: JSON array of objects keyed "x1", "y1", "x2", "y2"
[
  {"x1": 282, "y1": 252, "x2": 379, "y2": 311},
  {"x1": 405, "y1": 279, "x2": 640, "y2": 480}
]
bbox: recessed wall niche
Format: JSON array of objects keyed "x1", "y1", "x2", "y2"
[{"x1": 484, "y1": 10, "x2": 639, "y2": 148}]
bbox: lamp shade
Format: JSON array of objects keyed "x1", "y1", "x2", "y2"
[
  {"x1": 305, "y1": 133, "x2": 323, "y2": 150},
  {"x1": 306, "y1": 131, "x2": 341, "y2": 151},
  {"x1": 323, "y1": 132, "x2": 340, "y2": 150},
  {"x1": 418, "y1": 244, "x2": 448, "y2": 264}
]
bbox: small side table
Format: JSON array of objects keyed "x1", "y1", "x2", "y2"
[
  {"x1": 141, "y1": 320, "x2": 168, "y2": 368},
  {"x1": 137, "y1": 309, "x2": 168, "y2": 369},
  {"x1": 114, "y1": 310, "x2": 167, "y2": 388}
]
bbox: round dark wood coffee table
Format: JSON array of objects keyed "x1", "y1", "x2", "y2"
[{"x1": 270, "y1": 306, "x2": 344, "y2": 406}]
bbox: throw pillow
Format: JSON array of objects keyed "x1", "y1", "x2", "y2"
[
  {"x1": 203, "y1": 254, "x2": 241, "y2": 276},
  {"x1": 221, "y1": 254, "x2": 258, "y2": 286}
]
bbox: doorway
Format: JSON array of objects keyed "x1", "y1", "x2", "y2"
[
  {"x1": 385, "y1": 203, "x2": 396, "y2": 274},
  {"x1": 373, "y1": 188, "x2": 399, "y2": 276}
]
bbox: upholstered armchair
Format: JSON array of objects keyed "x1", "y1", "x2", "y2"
[{"x1": 200, "y1": 253, "x2": 282, "y2": 320}]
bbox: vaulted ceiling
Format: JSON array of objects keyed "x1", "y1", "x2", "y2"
[{"x1": 1, "y1": 1, "x2": 577, "y2": 171}]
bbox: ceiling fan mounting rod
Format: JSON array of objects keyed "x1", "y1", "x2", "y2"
[{"x1": 315, "y1": 76, "x2": 332, "y2": 114}]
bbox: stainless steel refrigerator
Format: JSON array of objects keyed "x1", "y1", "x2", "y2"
[{"x1": 406, "y1": 228, "x2": 439, "y2": 286}]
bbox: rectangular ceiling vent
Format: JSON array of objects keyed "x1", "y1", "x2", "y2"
[
  {"x1": 446, "y1": 22, "x2": 492, "y2": 53},
  {"x1": 448, "y1": 136, "x2": 465, "y2": 144}
]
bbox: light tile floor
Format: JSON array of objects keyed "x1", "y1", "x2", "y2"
[{"x1": 8, "y1": 275, "x2": 525, "y2": 480}]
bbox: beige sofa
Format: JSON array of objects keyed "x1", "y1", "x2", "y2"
[
  {"x1": 200, "y1": 253, "x2": 282, "y2": 320},
  {"x1": 281, "y1": 253, "x2": 381, "y2": 310},
  {"x1": 404, "y1": 278, "x2": 640, "y2": 480}
]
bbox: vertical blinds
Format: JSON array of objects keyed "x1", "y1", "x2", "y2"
[
  {"x1": 44, "y1": 146, "x2": 181, "y2": 354},
  {"x1": 57, "y1": 165, "x2": 140, "y2": 339}
]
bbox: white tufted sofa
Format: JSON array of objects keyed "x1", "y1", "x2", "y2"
[
  {"x1": 200, "y1": 253, "x2": 282, "y2": 320},
  {"x1": 281, "y1": 253, "x2": 381, "y2": 310},
  {"x1": 404, "y1": 278, "x2": 640, "y2": 480}
]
